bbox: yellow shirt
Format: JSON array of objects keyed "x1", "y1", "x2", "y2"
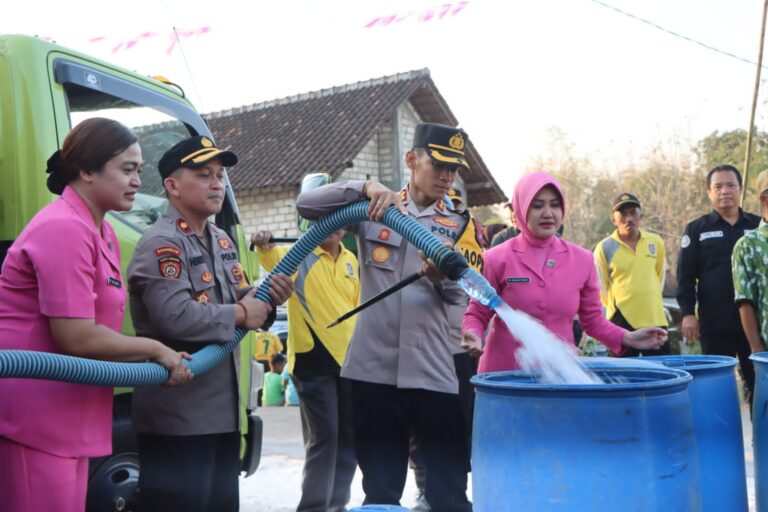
[
  {"x1": 257, "y1": 243, "x2": 360, "y2": 374},
  {"x1": 252, "y1": 331, "x2": 284, "y2": 362},
  {"x1": 594, "y1": 230, "x2": 667, "y2": 328}
]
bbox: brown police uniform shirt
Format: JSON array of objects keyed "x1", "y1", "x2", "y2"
[
  {"x1": 127, "y1": 204, "x2": 246, "y2": 435},
  {"x1": 296, "y1": 180, "x2": 470, "y2": 395}
]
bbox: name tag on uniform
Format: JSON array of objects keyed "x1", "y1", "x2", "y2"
[
  {"x1": 507, "y1": 277, "x2": 530, "y2": 283},
  {"x1": 189, "y1": 256, "x2": 205, "y2": 266},
  {"x1": 699, "y1": 230, "x2": 723, "y2": 241},
  {"x1": 107, "y1": 277, "x2": 122, "y2": 288}
]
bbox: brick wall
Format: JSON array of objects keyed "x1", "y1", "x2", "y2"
[{"x1": 235, "y1": 185, "x2": 301, "y2": 238}]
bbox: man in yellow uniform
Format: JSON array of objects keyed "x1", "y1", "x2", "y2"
[
  {"x1": 251, "y1": 225, "x2": 359, "y2": 512},
  {"x1": 594, "y1": 193, "x2": 669, "y2": 356}
]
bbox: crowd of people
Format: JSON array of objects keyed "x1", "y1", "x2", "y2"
[{"x1": 0, "y1": 118, "x2": 766, "y2": 512}]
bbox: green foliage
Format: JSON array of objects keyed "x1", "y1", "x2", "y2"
[{"x1": 694, "y1": 128, "x2": 768, "y2": 213}]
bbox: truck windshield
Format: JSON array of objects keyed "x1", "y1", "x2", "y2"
[{"x1": 58, "y1": 64, "x2": 238, "y2": 233}]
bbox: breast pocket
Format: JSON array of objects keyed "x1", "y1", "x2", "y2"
[
  {"x1": 189, "y1": 263, "x2": 216, "y2": 292},
  {"x1": 224, "y1": 261, "x2": 246, "y2": 287},
  {"x1": 363, "y1": 224, "x2": 403, "y2": 272}
]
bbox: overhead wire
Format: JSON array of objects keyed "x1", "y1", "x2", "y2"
[{"x1": 592, "y1": 0, "x2": 768, "y2": 70}]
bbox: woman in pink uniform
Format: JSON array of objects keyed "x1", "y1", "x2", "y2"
[
  {"x1": 0, "y1": 118, "x2": 193, "y2": 512},
  {"x1": 461, "y1": 172, "x2": 666, "y2": 373}
]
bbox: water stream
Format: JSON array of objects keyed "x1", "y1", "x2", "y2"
[{"x1": 458, "y1": 268, "x2": 602, "y2": 384}]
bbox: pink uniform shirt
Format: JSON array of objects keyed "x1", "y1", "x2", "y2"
[
  {"x1": 462, "y1": 173, "x2": 627, "y2": 373},
  {"x1": 0, "y1": 186, "x2": 124, "y2": 457}
]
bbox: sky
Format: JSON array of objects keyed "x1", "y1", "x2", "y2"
[{"x1": 3, "y1": 0, "x2": 767, "y2": 195}]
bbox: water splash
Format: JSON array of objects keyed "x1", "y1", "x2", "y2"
[
  {"x1": 457, "y1": 268, "x2": 601, "y2": 385},
  {"x1": 494, "y1": 303, "x2": 602, "y2": 384}
]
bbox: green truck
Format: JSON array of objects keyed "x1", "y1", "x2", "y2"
[{"x1": 0, "y1": 34, "x2": 263, "y2": 511}]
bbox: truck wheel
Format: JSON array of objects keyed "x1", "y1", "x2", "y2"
[{"x1": 86, "y1": 453, "x2": 140, "y2": 512}]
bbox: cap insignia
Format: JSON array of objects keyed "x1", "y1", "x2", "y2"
[
  {"x1": 449, "y1": 132, "x2": 465, "y2": 151},
  {"x1": 201, "y1": 137, "x2": 214, "y2": 148}
]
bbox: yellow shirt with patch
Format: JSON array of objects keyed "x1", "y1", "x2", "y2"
[
  {"x1": 257, "y1": 244, "x2": 360, "y2": 374},
  {"x1": 594, "y1": 230, "x2": 667, "y2": 328}
]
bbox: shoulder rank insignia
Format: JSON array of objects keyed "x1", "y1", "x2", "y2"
[
  {"x1": 176, "y1": 218, "x2": 193, "y2": 235},
  {"x1": 159, "y1": 256, "x2": 182, "y2": 279},
  {"x1": 231, "y1": 264, "x2": 244, "y2": 282},
  {"x1": 435, "y1": 199, "x2": 445, "y2": 213},
  {"x1": 400, "y1": 188, "x2": 408, "y2": 203}
]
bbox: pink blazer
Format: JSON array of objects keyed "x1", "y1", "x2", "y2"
[
  {"x1": 463, "y1": 235, "x2": 626, "y2": 373},
  {"x1": 0, "y1": 187, "x2": 124, "y2": 457}
]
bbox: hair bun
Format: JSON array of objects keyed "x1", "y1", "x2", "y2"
[{"x1": 45, "y1": 150, "x2": 67, "y2": 195}]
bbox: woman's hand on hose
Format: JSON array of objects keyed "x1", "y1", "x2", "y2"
[
  {"x1": 149, "y1": 342, "x2": 193, "y2": 387},
  {"x1": 461, "y1": 331, "x2": 484, "y2": 358},
  {"x1": 622, "y1": 327, "x2": 668, "y2": 351},
  {"x1": 363, "y1": 180, "x2": 407, "y2": 220}
]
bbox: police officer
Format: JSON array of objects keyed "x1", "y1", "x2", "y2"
[
  {"x1": 127, "y1": 136, "x2": 293, "y2": 512},
  {"x1": 677, "y1": 164, "x2": 760, "y2": 404},
  {"x1": 296, "y1": 123, "x2": 476, "y2": 512}
]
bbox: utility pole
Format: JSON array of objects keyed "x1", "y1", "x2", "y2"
[{"x1": 742, "y1": 0, "x2": 768, "y2": 206}]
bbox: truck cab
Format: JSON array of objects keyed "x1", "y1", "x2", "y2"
[{"x1": 0, "y1": 34, "x2": 263, "y2": 511}]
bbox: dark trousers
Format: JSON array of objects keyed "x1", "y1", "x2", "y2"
[
  {"x1": 610, "y1": 309, "x2": 671, "y2": 357},
  {"x1": 411, "y1": 353, "x2": 476, "y2": 479},
  {"x1": 137, "y1": 431, "x2": 240, "y2": 512},
  {"x1": 701, "y1": 330, "x2": 755, "y2": 404},
  {"x1": 292, "y1": 373, "x2": 357, "y2": 512},
  {"x1": 350, "y1": 379, "x2": 472, "y2": 512}
]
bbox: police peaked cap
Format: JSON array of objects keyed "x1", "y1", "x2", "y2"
[
  {"x1": 413, "y1": 123, "x2": 470, "y2": 171},
  {"x1": 158, "y1": 135, "x2": 238, "y2": 179}
]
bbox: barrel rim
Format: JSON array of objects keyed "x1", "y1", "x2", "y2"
[
  {"x1": 634, "y1": 354, "x2": 738, "y2": 373},
  {"x1": 470, "y1": 366, "x2": 692, "y2": 392},
  {"x1": 750, "y1": 351, "x2": 768, "y2": 364}
]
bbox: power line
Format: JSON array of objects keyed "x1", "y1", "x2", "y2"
[{"x1": 592, "y1": 0, "x2": 768, "y2": 70}]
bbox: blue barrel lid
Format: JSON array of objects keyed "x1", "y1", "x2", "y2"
[
  {"x1": 471, "y1": 365, "x2": 691, "y2": 397},
  {"x1": 750, "y1": 351, "x2": 768, "y2": 364}
]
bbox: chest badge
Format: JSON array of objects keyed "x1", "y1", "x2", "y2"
[
  {"x1": 231, "y1": 264, "x2": 244, "y2": 282},
  {"x1": 378, "y1": 228, "x2": 391, "y2": 241},
  {"x1": 433, "y1": 217, "x2": 459, "y2": 229},
  {"x1": 218, "y1": 238, "x2": 232, "y2": 250},
  {"x1": 648, "y1": 243, "x2": 656, "y2": 256},
  {"x1": 346, "y1": 262, "x2": 355, "y2": 278},
  {"x1": 201, "y1": 271, "x2": 213, "y2": 283},
  {"x1": 195, "y1": 291, "x2": 211, "y2": 303},
  {"x1": 546, "y1": 259, "x2": 556, "y2": 269},
  {"x1": 372, "y1": 245, "x2": 390, "y2": 263}
]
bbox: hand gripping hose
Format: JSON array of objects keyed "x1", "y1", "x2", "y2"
[{"x1": 0, "y1": 200, "x2": 471, "y2": 387}]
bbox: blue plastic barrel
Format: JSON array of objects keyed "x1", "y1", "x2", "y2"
[
  {"x1": 751, "y1": 352, "x2": 768, "y2": 511},
  {"x1": 639, "y1": 355, "x2": 746, "y2": 512},
  {"x1": 471, "y1": 365, "x2": 700, "y2": 512},
  {"x1": 347, "y1": 507, "x2": 411, "y2": 511}
]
